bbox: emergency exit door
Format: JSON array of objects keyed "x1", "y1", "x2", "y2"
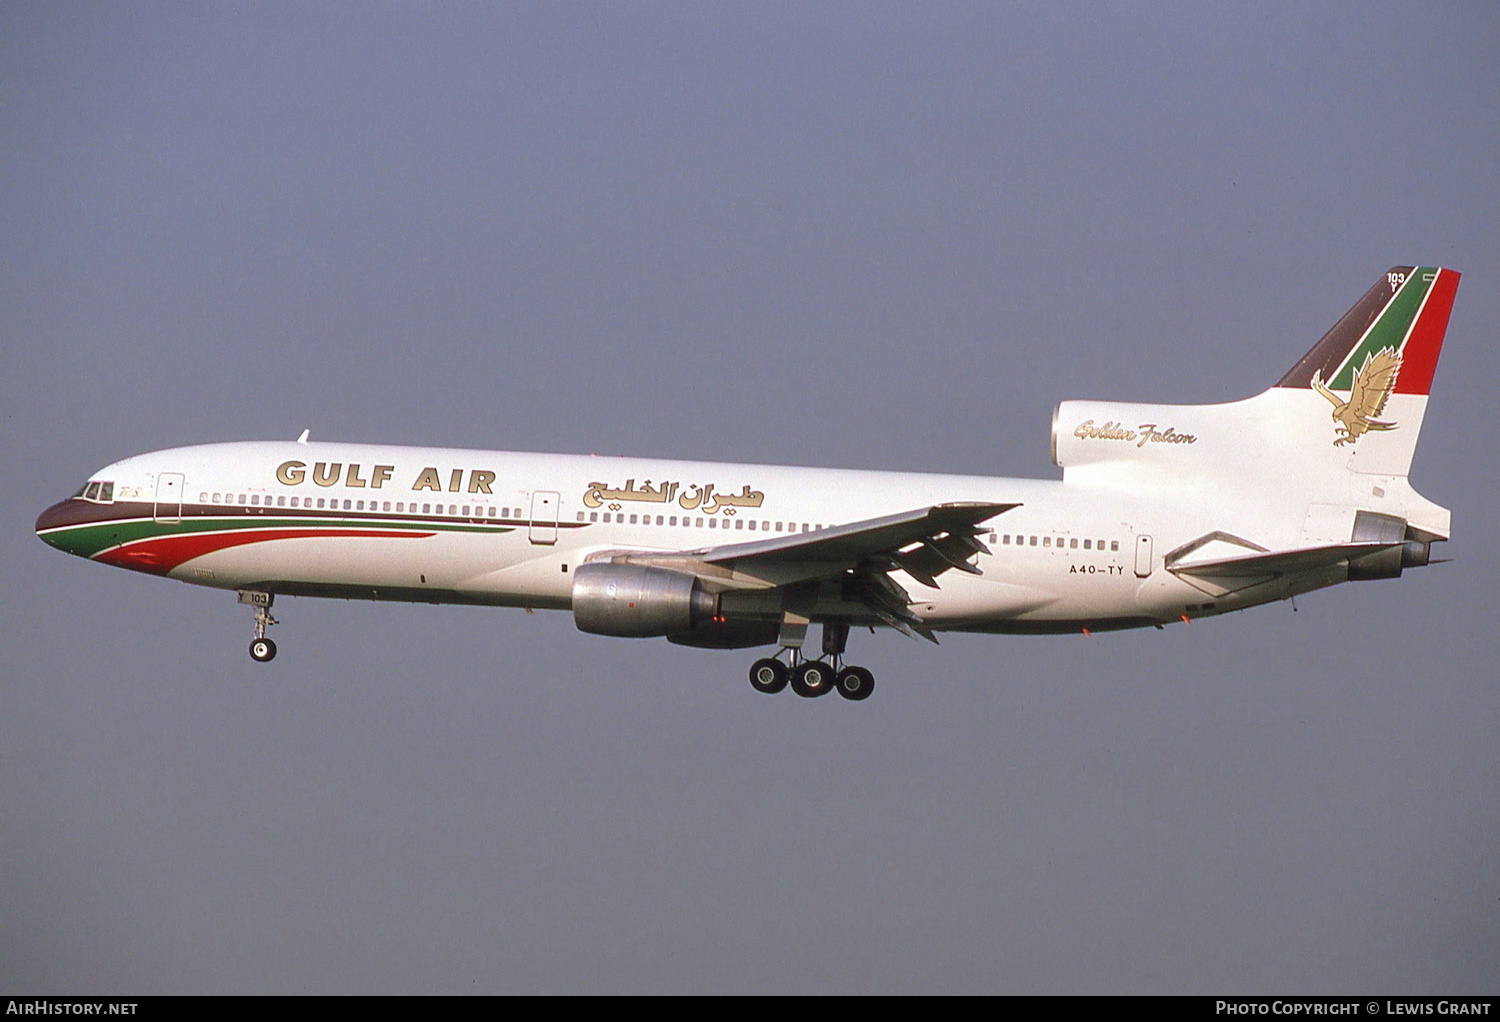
[
  {"x1": 529, "y1": 491, "x2": 559, "y2": 545},
  {"x1": 1134, "y1": 534, "x2": 1154, "y2": 578},
  {"x1": 154, "y1": 472, "x2": 184, "y2": 524}
]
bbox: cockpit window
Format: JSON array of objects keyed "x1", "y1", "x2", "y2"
[{"x1": 76, "y1": 481, "x2": 115, "y2": 503}]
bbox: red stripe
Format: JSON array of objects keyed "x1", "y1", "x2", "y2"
[
  {"x1": 1395, "y1": 268, "x2": 1460, "y2": 395},
  {"x1": 94, "y1": 528, "x2": 434, "y2": 575}
]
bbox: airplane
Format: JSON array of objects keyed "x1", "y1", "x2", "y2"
[{"x1": 35, "y1": 266, "x2": 1459, "y2": 701}]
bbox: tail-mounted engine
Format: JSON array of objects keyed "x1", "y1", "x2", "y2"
[{"x1": 1347, "y1": 511, "x2": 1433, "y2": 581}]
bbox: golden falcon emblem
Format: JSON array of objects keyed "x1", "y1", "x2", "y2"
[{"x1": 1311, "y1": 346, "x2": 1402, "y2": 447}]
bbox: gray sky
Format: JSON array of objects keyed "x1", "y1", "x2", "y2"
[{"x1": 3, "y1": 1, "x2": 1497, "y2": 994}]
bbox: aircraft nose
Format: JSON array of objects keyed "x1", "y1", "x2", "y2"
[{"x1": 35, "y1": 499, "x2": 76, "y2": 549}]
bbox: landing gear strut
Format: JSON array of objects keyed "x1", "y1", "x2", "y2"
[
  {"x1": 746, "y1": 621, "x2": 876, "y2": 701},
  {"x1": 239, "y1": 590, "x2": 278, "y2": 663}
]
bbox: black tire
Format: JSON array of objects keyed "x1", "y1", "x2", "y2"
[
  {"x1": 790, "y1": 660, "x2": 835, "y2": 698},
  {"x1": 249, "y1": 637, "x2": 277, "y2": 663},
  {"x1": 835, "y1": 665, "x2": 874, "y2": 701},
  {"x1": 748, "y1": 657, "x2": 789, "y2": 694}
]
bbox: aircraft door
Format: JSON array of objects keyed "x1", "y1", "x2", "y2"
[
  {"x1": 1134, "y1": 534, "x2": 1154, "y2": 578},
  {"x1": 154, "y1": 472, "x2": 184, "y2": 524},
  {"x1": 529, "y1": 491, "x2": 559, "y2": 545}
]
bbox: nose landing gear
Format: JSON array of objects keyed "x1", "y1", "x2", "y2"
[{"x1": 239, "y1": 591, "x2": 278, "y2": 663}]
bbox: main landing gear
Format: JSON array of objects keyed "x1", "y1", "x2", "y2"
[
  {"x1": 239, "y1": 590, "x2": 278, "y2": 663},
  {"x1": 747, "y1": 622, "x2": 875, "y2": 701}
]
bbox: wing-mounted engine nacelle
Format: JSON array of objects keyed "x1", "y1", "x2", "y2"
[{"x1": 571, "y1": 562, "x2": 717, "y2": 638}]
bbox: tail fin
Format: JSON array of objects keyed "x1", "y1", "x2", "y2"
[
  {"x1": 1277, "y1": 266, "x2": 1459, "y2": 396},
  {"x1": 1274, "y1": 266, "x2": 1459, "y2": 476},
  {"x1": 1051, "y1": 266, "x2": 1460, "y2": 485}
]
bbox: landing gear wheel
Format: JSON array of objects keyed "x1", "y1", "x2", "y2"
[
  {"x1": 749, "y1": 658, "x2": 789, "y2": 694},
  {"x1": 790, "y1": 660, "x2": 835, "y2": 698},
  {"x1": 835, "y1": 665, "x2": 874, "y2": 701},
  {"x1": 249, "y1": 637, "x2": 277, "y2": 663}
]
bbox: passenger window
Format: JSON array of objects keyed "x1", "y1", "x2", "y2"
[
  {"x1": 748, "y1": 520, "x2": 756, "y2": 531},
  {"x1": 695, "y1": 518, "x2": 703, "y2": 527},
  {"x1": 655, "y1": 515, "x2": 664, "y2": 526},
  {"x1": 344, "y1": 500, "x2": 352, "y2": 510},
  {"x1": 1070, "y1": 538, "x2": 1077, "y2": 549},
  {"x1": 735, "y1": 519, "x2": 744, "y2": 529},
  {"x1": 629, "y1": 514, "x2": 638, "y2": 524},
  {"x1": 590, "y1": 512, "x2": 598, "y2": 522},
  {"x1": 382, "y1": 501, "x2": 390, "y2": 512},
  {"x1": 317, "y1": 498, "x2": 326, "y2": 509},
  {"x1": 1083, "y1": 539, "x2": 1091, "y2": 550},
  {"x1": 1043, "y1": 537, "x2": 1051, "y2": 547},
  {"x1": 422, "y1": 503, "x2": 431, "y2": 514},
  {"x1": 709, "y1": 519, "x2": 717, "y2": 528},
  {"x1": 239, "y1": 494, "x2": 247, "y2": 505},
  {"x1": 1110, "y1": 540, "x2": 1119, "y2": 552},
  {"x1": 1030, "y1": 536, "x2": 1038, "y2": 546}
]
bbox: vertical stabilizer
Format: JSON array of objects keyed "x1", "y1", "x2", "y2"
[
  {"x1": 1274, "y1": 266, "x2": 1459, "y2": 476},
  {"x1": 1052, "y1": 267, "x2": 1459, "y2": 489}
]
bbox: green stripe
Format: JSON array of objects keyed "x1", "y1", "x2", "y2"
[
  {"x1": 1326, "y1": 267, "x2": 1436, "y2": 390},
  {"x1": 41, "y1": 515, "x2": 516, "y2": 559}
]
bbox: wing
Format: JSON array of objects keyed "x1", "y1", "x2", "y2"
[
  {"x1": 587, "y1": 501, "x2": 1018, "y2": 640},
  {"x1": 1348, "y1": 347, "x2": 1402, "y2": 423}
]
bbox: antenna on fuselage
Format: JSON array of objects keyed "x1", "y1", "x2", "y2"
[{"x1": 296, "y1": 429, "x2": 310, "y2": 444}]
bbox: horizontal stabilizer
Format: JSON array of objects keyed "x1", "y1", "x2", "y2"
[{"x1": 1167, "y1": 541, "x2": 1400, "y2": 579}]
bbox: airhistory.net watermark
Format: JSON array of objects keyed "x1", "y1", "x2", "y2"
[{"x1": 5, "y1": 1004, "x2": 137, "y2": 1016}]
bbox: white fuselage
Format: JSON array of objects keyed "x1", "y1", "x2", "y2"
[{"x1": 54, "y1": 434, "x2": 1413, "y2": 634}]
